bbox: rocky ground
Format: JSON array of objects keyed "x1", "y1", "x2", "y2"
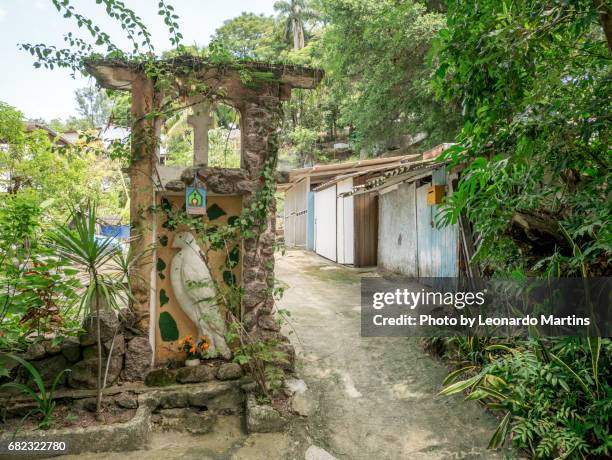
[{"x1": 61, "y1": 249, "x2": 501, "y2": 460}]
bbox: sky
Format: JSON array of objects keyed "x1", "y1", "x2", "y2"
[{"x1": 0, "y1": 0, "x2": 277, "y2": 121}]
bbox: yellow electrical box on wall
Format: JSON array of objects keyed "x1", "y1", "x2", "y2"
[{"x1": 427, "y1": 185, "x2": 445, "y2": 205}]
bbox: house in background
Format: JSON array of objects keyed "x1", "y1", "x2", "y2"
[
  {"x1": 280, "y1": 155, "x2": 419, "y2": 258},
  {"x1": 313, "y1": 170, "x2": 382, "y2": 267},
  {"x1": 25, "y1": 122, "x2": 73, "y2": 146},
  {"x1": 351, "y1": 154, "x2": 460, "y2": 278},
  {"x1": 279, "y1": 144, "x2": 469, "y2": 280}
]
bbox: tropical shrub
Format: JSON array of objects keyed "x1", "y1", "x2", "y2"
[
  {"x1": 433, "y1": 1, "x2": 611, "y2": 277},
  {"x1": 49, "y1": 204, "x2": 132, "y2": 413},
  {"x1": 0, "y1": 193, "x2": 82, "y2": 350},
  {"x1": 440, "y1": 337, "x2": 612, "y2": 458}
]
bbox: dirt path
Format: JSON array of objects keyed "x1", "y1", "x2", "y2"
[{"x1": 278, "y1": 249, "x2": 499, "y2": 459}]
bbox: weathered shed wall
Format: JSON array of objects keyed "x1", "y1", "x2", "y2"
[
  {"x1": 378, "y1": 182, "x2": 418, "y2": 276},
  {"x1": 336, "y1": 178, "x2": 354, "y2": 265},
  {"x1": 377, "y1": 166, "x2": 458, "y2": 278},
  {"x1": 306, "y1": 191, "x2": 315, "y2": 251},
  {"x1": 353, "y1": 176, "x2": 378, "y2": 267},
  {"x1": 314, "y1": 184, "x2": 337, "y2": 261},
  {"x1": 283, "y1": 178, "x2": 309, "y2": 248},
  {"x1": 284, "y1": 186, "x2": 295, "y2": 247}
]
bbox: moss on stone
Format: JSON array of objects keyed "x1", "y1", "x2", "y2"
[{"x1": 144, "y1": 368, "x2": 176, "y2": 387}]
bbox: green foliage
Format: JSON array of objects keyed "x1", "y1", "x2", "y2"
[
  {"x1": 0, "y1": 193, "x2": 81, "y2": 350},
  {"x1": 48, "y1": 203, "x2": 133, "y2": 413},
  {"x1": 208, "y1": 128, "x2": 241, "y2": 168},
  {"x1": 288, "y1": 126, "x2": 319, "y2": 165},
  {"x1": 317, "y1": 0, "x2": 461, "y2": 153},
  {"x1": 439, "y1": 338, "x2": 612, "y2": 458},
  {"x1": 212, "y1": 12, "x2": 288, "y2": 60},
  {"x1": 74, "y1": 85, "x2": 112, "y2": 128},
  {"x1": 18, "y1": 0, "x2": 181, "y2": 73},
  {"x1": 433, "y1": 1, "x2": 611, "y2": 276},
  {"x1": 0, "y1": 354, "x2": 70, "y2": 429},
  {"x1": 48, "y1": 204, "x2": 130, "y2": 316},
  {"x1": 228, "y1": 321, "x2": 288, "y2": 396},
  {"x1": 0, "y1": 102, "x2": 126, "y2": 220}
]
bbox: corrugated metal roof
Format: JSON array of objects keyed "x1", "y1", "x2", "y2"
[
  {"x1": 281, "y1": 143, "x2": 455, "y2": 194},
  {"x1": 346, "y1": 159, "x2": 448, "y2": 197},
  {"x1": 286, "y1": 154, "x2": 420, "y2": 184}
]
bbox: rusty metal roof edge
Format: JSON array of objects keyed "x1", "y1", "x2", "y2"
[
  {"x1": 287, "y1": 153, "x2": 421, "y2": 181},
  {"x1": 347, "y1": 160, "x2": 450, "y2": 197}
]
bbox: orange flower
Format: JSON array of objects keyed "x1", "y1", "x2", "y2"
[
  {"x1": 201, "y1": 342, "x2": 209, "y2": 351},
  {"x1": 189, "y1": 346, "x2": 196, "y2": 354}
]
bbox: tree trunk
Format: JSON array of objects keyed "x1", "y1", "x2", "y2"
[
  {"x1": 599, "y1": 5, "x2": 612, "y2": 53},
  {"x1": 292, "y1": 18, "x2": 300, "y2": 50},
  {"x1": 298, "y1": 22, "x2": 305, "y2": 49},
  {"x1": 94, "y1": 278, "x2": 102, "y2": 415},
  {"x1": 595, "y1": 0, "x2": 612, "y2": 53}
]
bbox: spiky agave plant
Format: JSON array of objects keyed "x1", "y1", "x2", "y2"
[{"x1": 48, "y1": 203, "x2": 129, "y2": 414}]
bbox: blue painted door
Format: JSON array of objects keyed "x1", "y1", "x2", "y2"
[
  {"x1": 307, "y1": 191, "x2": 315, "y2": 251},
  {"x1": 416, "y1": 178, "x2": 458, "y2": 278}
]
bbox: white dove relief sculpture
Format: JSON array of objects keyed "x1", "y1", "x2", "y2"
[{"x1": 171, "y1": 231, "x2": 231, "y2": 359}]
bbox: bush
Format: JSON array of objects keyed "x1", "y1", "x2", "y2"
[{"x1": 440, "y1": 337, "x2": 611, "y2": 458}]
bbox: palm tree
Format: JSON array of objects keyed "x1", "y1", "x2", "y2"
[
  {"x1": 49, "y1": 204, "x2": 131, "y2": 414},
  {"x1": 274, "y1": 0, "x2": 316, "y2": 50}
]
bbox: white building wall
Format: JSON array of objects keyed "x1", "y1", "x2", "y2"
[{"x1": 314, "y1": 185, "x2": 337, "y2": 261}]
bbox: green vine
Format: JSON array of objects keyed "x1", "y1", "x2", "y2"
[{"x1": 153, "y1": 157, "x2": 288, "y2": 396}]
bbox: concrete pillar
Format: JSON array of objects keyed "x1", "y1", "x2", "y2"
[
  {"x1": 129, "y1": 75, "x2": 161, "y2": 335},
  {"x1": 187, "y1": 101, "x2": 213, "y2": 166}
]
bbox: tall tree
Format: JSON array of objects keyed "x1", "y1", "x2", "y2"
[
  {"x1": 74, "y1": 85, "x2": 112, "y2": 128},
  {"x1": 212, "y1": 12, "x2": 286, "y2": 60},
  {"x1": 274, "y1": 0, "x2": 316, "y2": 50},
  {"x1": 318, "y1": 0, "x2": 460, "y2": 153}
]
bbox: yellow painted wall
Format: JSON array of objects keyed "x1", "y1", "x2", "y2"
[{"x1": 154, "y1": 193, "x2": 242, "y2": 364}]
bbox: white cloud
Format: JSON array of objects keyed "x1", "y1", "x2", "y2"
[{"x1": 0, "y1": 7, "x2": 6, "y2": 22}]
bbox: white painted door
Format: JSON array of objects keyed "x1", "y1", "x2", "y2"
[
  {"x1": 314, "y1": 185, "x2": 337, "y2": 261},
  {"x1": 336, "y1": 178, "x2": 354, "y2": 264}
]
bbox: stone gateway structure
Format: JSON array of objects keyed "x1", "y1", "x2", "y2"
[{"x1": 85, "y1": 57, "x2": 323, "y2": 366}]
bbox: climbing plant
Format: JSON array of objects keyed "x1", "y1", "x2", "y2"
[{"x1": 153, "y1": 157, "x2": 290, "y2": 397}]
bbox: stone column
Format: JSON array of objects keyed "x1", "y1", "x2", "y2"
[
  {"x1": 240, "y1": 93, "x2": 293, "y2": 366},
  {"x1": 129, "y1": 74, "x2": 161, "y2": 335},
  {"x1": 187, "y1": 101, "x2": 213, "y2": 166}
]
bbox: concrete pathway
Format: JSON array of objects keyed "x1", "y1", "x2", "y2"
[{"x1": 278, "y1": 249, "x2": 499, "y2": 459}]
